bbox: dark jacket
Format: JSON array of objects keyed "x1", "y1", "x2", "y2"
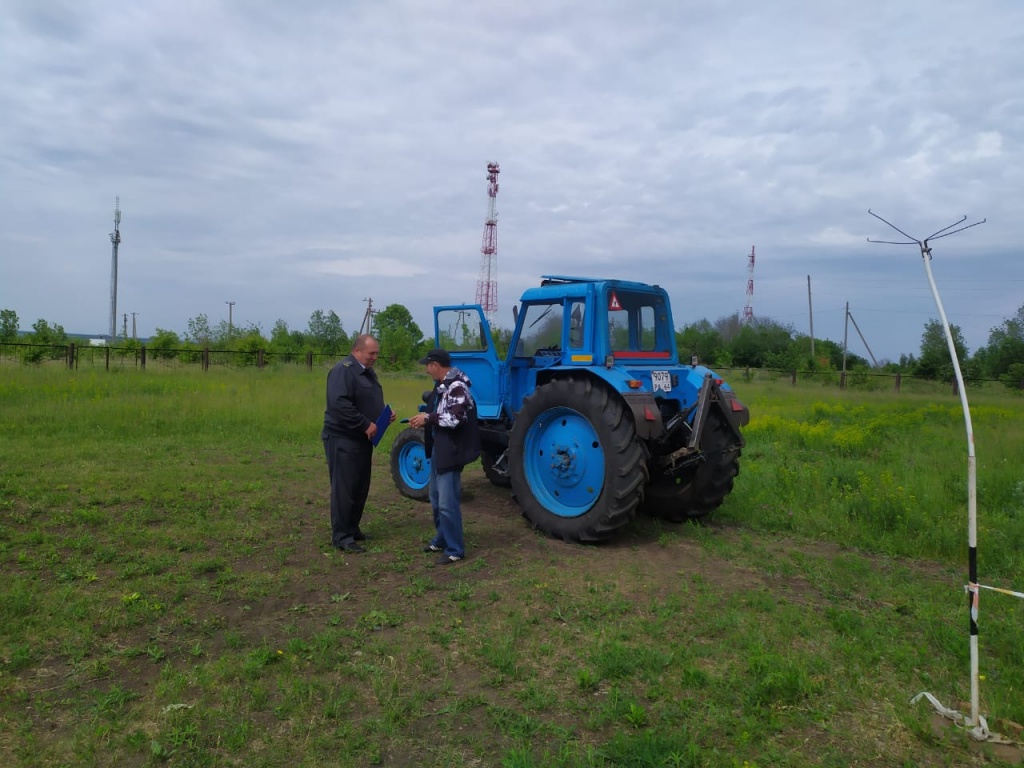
[
  {"x1": 322, "y1": 355, "x2": 384, "y2": 442},
  {"x1": 424, "y1": 367, "x2": 480, "y2": 474}
]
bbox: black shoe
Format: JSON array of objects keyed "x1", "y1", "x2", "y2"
[
  {"x1": 337, "y1": 542, "x2": 366, "y2": 554},
  {"x1": 353, "y1": 531, "x2": 370, "y2": 541},
  {"x1": 436, "y1": 554, "x2": 462, "y2": 565},
  {"x1": 422, "y1": 544, "x2": 442, "y2": 553}
]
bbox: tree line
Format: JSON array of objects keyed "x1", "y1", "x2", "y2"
[{"x1": 3, "y1": 304, "x2": 1024, "y2": 385}]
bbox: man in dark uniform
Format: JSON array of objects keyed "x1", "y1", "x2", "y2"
[{"x1": 321, "y1": 334, "x2": 394, "y2": 553}]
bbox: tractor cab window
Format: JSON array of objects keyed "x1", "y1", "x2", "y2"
[
  {"x1": 437, "y1": 308, "x2": 488, "y2": 351},
  {"x1": 568, "y1": 301, "x2": 585, "y2": 349},
  {"x1": 608, "y1": 293, "x2": 661, "y2": 353},
  {"x1": 515, "y1": 302, "x2": 564, "y2": 356}
]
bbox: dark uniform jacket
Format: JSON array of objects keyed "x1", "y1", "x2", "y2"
[
  {"x1": 322, "y1": 354, "x2": 385, "y2": 442},
  {"x1": 423, "y1": 367, "x2": 480, "y2": 474}
]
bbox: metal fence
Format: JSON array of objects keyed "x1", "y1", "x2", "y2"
[
  {"x1": 0, "y1": 342, "x2": 1019, "y2": 394},
  {"x1": 0, "y1": 342, "x2": 337, "y2": 371}
]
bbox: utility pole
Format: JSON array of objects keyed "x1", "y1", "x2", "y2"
[
  {"x1": 841, "y1": 301, "x2": 849, "y2": 381},
  {"x1": 131, "y1": 312, "x2": 138, "y2": 341},
  {"x1": 122, "y1": 312, "x2": 128, "y2": 339},
  {"x1": 226, "y1": 301, "x2": 235, "y2": 336},
  {"x1": 807, "y1": 275, "x2": 815, "y2": 362},
  {"x1": 846, "y1": 308, "x2": 879, "y2": 367},
  {"x1": 359, "y1": 298, "x2": 375, "y2": 336}
]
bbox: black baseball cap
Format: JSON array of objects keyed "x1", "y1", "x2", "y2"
[{"x1": 418, "y1": 348, "x2": 451, "y2": 366}]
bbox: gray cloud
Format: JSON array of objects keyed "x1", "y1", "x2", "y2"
[{"x1": 2, "y1": 0, "x2": 1022, "y2": 361}]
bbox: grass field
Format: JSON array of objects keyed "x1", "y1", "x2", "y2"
[{"x1": 1, "y1": 367, "x2": 1022, "y2": 767}]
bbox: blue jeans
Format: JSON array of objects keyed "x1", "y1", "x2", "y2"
[{"x1": 428, "y1": 464, "x2": 465, "y2": 558}]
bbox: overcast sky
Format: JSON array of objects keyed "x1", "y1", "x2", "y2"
[{"x1": 2, "y1": 0, "x2": 1022, "y2": 363}]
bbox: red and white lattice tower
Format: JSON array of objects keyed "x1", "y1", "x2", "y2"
[
  {"x1": 742, "y1": 245, "x2": 755, "y2": 324},
  {"x1": 475, "y1": 162, "x2": 500, "y2": 323}
]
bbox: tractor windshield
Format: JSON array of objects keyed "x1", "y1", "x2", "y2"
[
  {"x1": 607, "y1": 290, "x2": 670, "y2": 358},
  {"x1": 515, "y1": 302, "x2": 564, "y2": 356}
]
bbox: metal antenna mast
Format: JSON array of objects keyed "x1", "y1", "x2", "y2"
[
  {"x1": 108, "y1": 197, "x2": 122, "y2": 339},
  {"x1": 867, "y1": 209, "x2": 1004, "y2": 743},
  {"x1": 742, "y1": 245, "x2": 755, "y2": 324},
  {"x1": 475, "y1": 162, "x2": 500, "y2": 325}
]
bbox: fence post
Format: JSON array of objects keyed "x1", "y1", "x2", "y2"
[
  {"x1": 67, "y1": 343, "x2": 75, "y2": 369},
  {"x1": 791, "y1": 369, "x2": 797, "y2": 386},
  {"x1": 140, "y1": 345, "x2": 147, "y2": 370},
  {"x1": 952, "y1": 378, "x2": 959, "y2": 396},
  {"x1": 203, "y1": 347, "x2": 210, "y2": 372},
  {"x1": 895, "y1": 372, "x2": 901, "y2": 393},
  {"x1": 258, "y1": 349, "x2": 265, "y2": 369},
  {"x1": 840, "y1": 371, "x2": 847, "y2": 390},
  {"x1": 307, "y1": 351, "x2": 313, "y2": 372}
]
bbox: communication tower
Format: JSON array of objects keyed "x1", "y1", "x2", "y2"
[
  {"x1": 742, "y1": 245, "x2": 755, "y2": 324},
  {"x1": 475, "y1": 162, "x2": 500, "y2": 324},
  {"x1": 109, "y1": 197, "x2": 122, "y2": 339}
]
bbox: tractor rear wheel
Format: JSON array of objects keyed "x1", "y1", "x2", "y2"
[
  {"x1": 390, "y1": 428, "x2": 430, "y2": 501},
  {"x1": 645, "y1": 409, "x2": 741, "y2": 522},
  {"x1": 509, "y1": 378, "x2": 647, "y2": 542}
]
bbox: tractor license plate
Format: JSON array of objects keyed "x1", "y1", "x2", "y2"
[{"x1": 651, "y1": 371, "x2": 671, "y2": 392}]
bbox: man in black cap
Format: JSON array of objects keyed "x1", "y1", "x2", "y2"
[
  {"x1": 322, "y1": 334, "x2": 395, "y2": 553},
  {"x1": 408, "y1": 348, "x2": 480, "y2": 565}
]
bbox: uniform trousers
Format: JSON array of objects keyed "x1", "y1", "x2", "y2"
[{"x1": 323, "y1": 434, "x2": 372, "y2": 547}]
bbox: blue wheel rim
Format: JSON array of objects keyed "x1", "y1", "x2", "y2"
[
  {"x1": 522, "y1": 406, "x2": 604, "y2": 518},
  {"x1": 398, "y1": 440, "x2": 430, "y2": 490}
]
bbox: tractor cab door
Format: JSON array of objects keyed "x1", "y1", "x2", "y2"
[{"x1": 433, "y1": 306, "x2": 503, "y2": 419}]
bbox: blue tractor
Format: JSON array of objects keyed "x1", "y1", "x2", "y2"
[{"x1": 390, "y1": 275, "x2": 750, "y2": 542}]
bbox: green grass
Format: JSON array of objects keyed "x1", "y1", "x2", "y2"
[{"x1": 1, "y1": 367, "x2": 1022, "y2": 766}]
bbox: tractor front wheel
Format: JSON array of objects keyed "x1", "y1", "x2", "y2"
[
  {"x1": 509, "y1": 378, "x2": 647, "y2": 542},
  {"x1": 390, "y1": 428, "x2": 430, "y2": 501},
  {"x1": 481, "y1": 449, "x2": 512, "y2": 488}
]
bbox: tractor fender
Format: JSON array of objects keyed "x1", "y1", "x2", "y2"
[
  {"x1": 543, "y1": 369, "x2": 665, "y2": 441},
  {"x1": 711, "y1": 386, "x2": 750, "y2": 445}
]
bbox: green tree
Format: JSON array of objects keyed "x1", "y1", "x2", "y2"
[
  {"x1": 491, "y1": 325, "x2": 513, "y2": 359},
  {"x1": 676, "y1": 319, "x2": 724, "y2": 366},
  {"x1": 148, "y1": 328, "x2": 182, "y2": 360},
  {"x1": 307, "y1": 310, "x2": 348, "y2": 356},
  {"x1": 29, "y1": 318, "x2": 67, "y2": 345},
  {"x1": 729, "y1": 318, "x2": 795, "y2": 368},
  {"x1": 0, "y1": 309, "x2": 18, "y2": 342},
  {"x1": 914, "y1": 319, "x2": 968, "y2": 380},
  {"x1": 25, "y1": 318, "x2": 68, "y2": 362},
  {"x1": 714, "y1": 313, "x2": 743, "y2": 343},
  {"x1": 373, "y1": 304, "x2": 425, "y2": 370},
  {"x1": 234, "y1": 325, "x2": 269, "y2": 365},
  {"x1": 185, "y1": 314, "x2": 214, "y2": 347},
  {"x1": 975, "y1": 304, "x2": 1024, "y2": 379}
]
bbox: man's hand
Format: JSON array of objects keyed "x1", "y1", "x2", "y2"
[
  {"x1": 409, "y1": 413, "x2": 428, "y2": 429},
  {"x1": 365, "y1": 422, "x2": 378, "y2": 440}
]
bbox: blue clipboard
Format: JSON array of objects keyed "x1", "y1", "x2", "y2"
[{"x1": 371, "y1": 405, "x2": 393, "y2": 447}]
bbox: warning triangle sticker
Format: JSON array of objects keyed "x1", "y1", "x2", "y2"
[{"x1": 608, "y1": 291, "x2": 622, "y2": 311}]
